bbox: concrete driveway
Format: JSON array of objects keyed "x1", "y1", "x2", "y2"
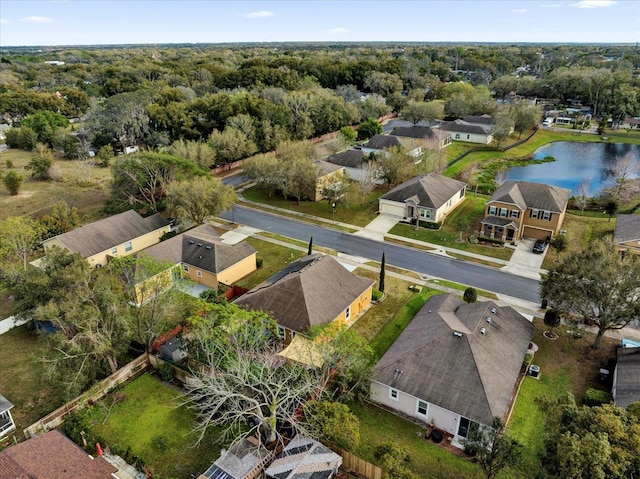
[
  {"x1": 353, "y1": 213, "x2": 402, "y2": 241},
  {"x1": 501, "y1": 238, "x2": 546, "y2": 280}
]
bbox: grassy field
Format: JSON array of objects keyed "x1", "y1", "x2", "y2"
[
  {"x1": 237, "y1": 237, "x2": 306, "y2": 289},
  {"x1": 0, "y1": 148, "x2": 111, "y2": 221},
  {"x1": 91, "y1": 373, "x2": 221, "y2": 479},
  {"x1": 0, "y1": 325, "x2": 63, "y2": 439}
]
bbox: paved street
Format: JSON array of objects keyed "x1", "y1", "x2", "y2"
[{"x1": 220, "y1": 205, "x2": 542, "y2": 304}]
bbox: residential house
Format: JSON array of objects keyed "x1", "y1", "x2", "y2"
[
  {"x1": 235, "y1": 254, "x2": 374, "y2": 343},
  {"x1": 370, "y1": 294, "x2": 533, "y2": 446},
  {"x1": 619, "y1": 117, "x2": 640, "y2": 130},
  {"x1": 462, "y1": 114, "x2": 495, "y2": 126},
  {"x1": 0, "y1": 430, "x2": 117, "y2": 479},
  {"x1": 326, "y1": 150, "x2": 383, "y2": 184},
  {"x1": 198, "y1": 436, "x2": 272, "y2": 479},
  {"x1": 0, "y1": 395, "x2": 15, "y2": 438},
  {"x1": 612, "y1": 347, "x2": 640, "y2": 409},
  {"x1": 140, "y1": 224, "x2": 257, "y2": 293},
  {"x1": 390, "y1": 125, "x2": 452, "y2": 150},
  {"x1": 313, "y1": 160, "x2": 345, "y2": 202},
  {"x1": 42, "y1": 210, "x2": 171, "y2": 267},
  {"x1": 378, "y1": 173, "x2": 466, "y2": 223},
  {"x1": 265, "y1": 435, "x2": 342, "y2": 479},
  {"x1": 614, "y1": 214, "x2": 640, "y2": 254},
  {"x1": 479, "y1": 181, "x2": 570, "y2": 243},
  {"x1": 437, "y1": 120, "x2": 494, "y2": 144},
  {"x1": 361, "y1": 134, "x2": 424, "y2": 157}
]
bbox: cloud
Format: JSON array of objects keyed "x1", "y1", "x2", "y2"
[
  {"x1": 511, "y1": 8, "x2": 527, "y2": 13},
  {"x1": 327, "y1": 27, "x2": 351, "y2": 34},
  {"x1": 571, "y1": 0, "x2": 616, "y2": 8},
  {"x1": 0, "y1": 19, "x2": 8, "y2": 24},
  {"x1": 242, "y1": 10, "x2": 274, "y2": 19},
  {"x1": 21, "y1": 16, "x2": 54, "y2": 23}
]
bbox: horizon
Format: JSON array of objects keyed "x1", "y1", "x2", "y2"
[{"x1": 1, "y1": 0, "x2": 638, "y2": 47}]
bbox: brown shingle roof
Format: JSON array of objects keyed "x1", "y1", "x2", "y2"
[
  {"x1": 0, "y1": 430, "x2": 117, "y2": 479},
  {"x1": 47, "y1": 210, "x2": 170, "y2": 258},
  {"x1": 373, "y1": 294, "x2": 533, "y2": 426},
  {"x1": 614, "y1": 214, "x2": 640, "y2": 243},
  {"x1": 488, "y1": 181, "x2": 570, "y2": 213},
  {"x1": 235, "y1": 254, "x2": 374, "y2": 334},
  {"x1": 141, "y1": 224, "x2": 256, "y2": 274},
  {"x1": 380, "y1": 173, "x2": 466, "y2": 210}
]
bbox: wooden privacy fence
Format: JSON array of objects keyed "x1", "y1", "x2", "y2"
[
  {"x1": 332, "y1": 447, "x2": 383, "y2": 479},
  {"x1": 23, "y1": 354, "x2": 150, "y2": 438}
]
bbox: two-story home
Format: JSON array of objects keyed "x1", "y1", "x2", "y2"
[
  {"x1": 313, "y1": 160, "x2": 345, "y2": 202},
  {"x1": 480, "y1": 181, "x2": 570, "y2": 243},
  {"x1": 235, "y1": 253, "x2": 374, "y2": 343},
  {"x1": 41, "y1": 210, "x2": 171, "y2": 267},
  {"x1": 378, "y1": 173, "x2": 466, "y2": 224}
]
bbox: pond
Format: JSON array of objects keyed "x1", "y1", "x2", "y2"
[{"x1": 504, "y1": 142, "x2": 640, "y2": 196}]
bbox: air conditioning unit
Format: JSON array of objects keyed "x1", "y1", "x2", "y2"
[{"x1": 528, "y1": 365, "x2": 541, "y2": 379}]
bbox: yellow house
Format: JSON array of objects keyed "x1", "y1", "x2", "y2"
[
  {"x1": 480, "y1": 181, "x2": 570, "y2": 243},
  {"x1": 41, "y1": 210, "x2": 171, "y2": 267},
  {"x1": 312, "y1": 160, "x2": 345, "y2": 202},
  {"x1": 140, "y1": 224, "x2": 257, "y2": 291},
  {"x1": 235, "y1": 253, "x2": 374, "y2": 343},
  {"x1": 614, "y1": 214, "x2": 640, "y2": 254}
]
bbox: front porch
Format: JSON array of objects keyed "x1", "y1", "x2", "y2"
[{"x1": 480, "y1": 216, "x2": 519, "y2": 244}]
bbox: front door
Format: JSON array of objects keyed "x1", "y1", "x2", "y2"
[{"x1": 506, "y1": 228, "x2": 515, "y2": 241}]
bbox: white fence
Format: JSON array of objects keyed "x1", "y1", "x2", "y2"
[{"x1": 0, "y1": 316, "x2": 28, "y2": 335}]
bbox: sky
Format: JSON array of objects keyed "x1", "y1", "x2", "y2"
[{"x1": 0, "y1": 0, "x2": 638, "y2": 47}]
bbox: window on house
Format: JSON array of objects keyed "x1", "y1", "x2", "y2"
[
  {"x1": 467, "y1": 135, "x2": 470, "y2": 140},
  {"x1": 458, "y1": 417, "x2": 471, "y2": 438},
  {"x1": 111, "y1": 247, "x2": 118, "y2": 255},
  {"x1": 488, "y1": 206, "x2": 497, "y2": 215},
  {"x1": 530, "y1": 209, "x2": 540, "y2": 219},
  {"x1": 196, "y1": 270, "x2": 202, "y2": 277},
  {"x1": 543, "y1": 211, "x2": 552, "y2": 221},
  {"x1": 124, "y1": 241, "x2": 132, "y2": 252},
  {"x1": 455, "y1": 134, "x2": 460, "y2": 140},
  {"x1": 417, "y1": 400, "x2": 428, "y2": 416},
  {"x1": 420, "y1": 209, "x2": 431, "y2": 219},
  {"x1": 499, "y1": 208, "x2": 507, "y2": 217},
  {"x1": 345, "y1": 306, "x2": 351, "y2": 321},
  {"x1": 460, "y1": 188, "x2": 465, "y2": 198},
  {"x1": 510, "y1": 210, "x2": 520, "y2": 218},
  {"x1": 183, "y1": 264, "x2": 189, "y2": 272},
  {"x1": 390, "y1": 389, "x2": 399, "y2": 400}
]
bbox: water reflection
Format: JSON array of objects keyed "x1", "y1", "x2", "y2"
[{"x1": 504, "y1": 142, "x2": 640, "y2": 196}]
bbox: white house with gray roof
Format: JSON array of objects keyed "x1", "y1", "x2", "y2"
[
  {"x1": 437, "y1": 119, "x2": 494, "y2": 144},
  {"x1": 370, "y1": 294, "x2": 533, "y2": 446}
]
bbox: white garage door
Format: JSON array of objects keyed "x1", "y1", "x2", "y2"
[{"x1": 379, "y1": 199, "x2": 406, "y2": 217}]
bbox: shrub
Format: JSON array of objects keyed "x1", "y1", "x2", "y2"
[
  {"x1": 47, "y1": 163, "x2": 63, "y2": 181},
  {"x1": 372, "y1": 289, "x2": 383, "y2": 301},
  {"x1": 3, "y1": 170, "x2": 23, "y2": 195},
  {"x1": 5, "y1": 159, "x2": 14, "y2": 169},
  {"x1": 468, "y1": 235, "x2": 479, "y2": 244},
  {"x1": 256, "y1": 258, "x2": 263, "y2": 268},
  {"x1": 463, "y1": 287, "x2": 477, "y2": 303},
  {"x1": 584, "y1": 388, "x2": 612, "y2": 407},
  {"x1": 199, "y1": 289, "x2": 220, "y2": 303},
  {"x1": 154, "y1": 362, "x2": 175, "y2": 382}
]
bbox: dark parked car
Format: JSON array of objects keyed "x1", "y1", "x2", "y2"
[{"x1": 533, "y1": 239, "x2": 547, "y2": 254}]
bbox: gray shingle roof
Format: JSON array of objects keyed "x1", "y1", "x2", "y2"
[
  {"x1": 48, "y1": 210, "x2": 170, "y2": 258},
  {"x1": 141, "y1": 224, "x2": 256, "y2": 274},
  {"x1": 0, "y1": 394, "x2": 13, "y2": 412},
  {"x1": 462, "y1": 114, "x2": 495, "y2": 125},
  {"x1": 390, "y1": 126, "x2": 450, "y2": 142},
  {"x1": 314, "y1": 159, "x2": 343, "y2": 175},
  {"x1": 380, "y1": 173, "x2": 466, "y2": 210},
  {"x1": 265, "y1": 436, "x2": 341, "y2": 479},
  {"x1": 373, "y1": 294, "x2": 533, "y2": 426},
  {"x1": 488, "y1": 181, "x2": 570, "y2": 213},
  {"x1": 480, "y1": 216, "x2": 519, "y2": 228},
  {"x1": 327, "y1": 150, "x2": 364, "y2": 168},
  {"x1": 614, "y1": 347, "x2": 640, "y2": 409},
  {"x1": 235, "y1": 254, "x2": 374, "y2": 334},
  {"x1": 439, "y1": 119, "x2": 493, "y2": 135},
  {"x1": 614, "y1": 214, "x2": 640, "y2": 243},
  {"x1": 362, "y1": 134, "x2": 401, "y2": 150}
]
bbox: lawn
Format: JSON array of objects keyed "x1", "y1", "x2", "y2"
[
  {"x1": 388, "y1": 194, "x2": 515, "y2": 262},
  {"x1": 242, "y1": 184, "x2": 384, "y2": 227},
  {"x1": 91, "y1": 373, "x2": 221, "y2": 479},
  {"x1": 0, "y1": 148, "x2": 112, "y2": 221},
  {"x1": 0, "y1": 325, "x2": 64, "y2": 438},
  {"x1": 236, "y1": 237, "x2": 306, "y2": 289}
]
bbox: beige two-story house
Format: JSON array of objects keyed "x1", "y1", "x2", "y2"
[
  {"x1": 480, "y1": 181, "x2": 570, "y2": 243},
  {"x1": 42, "y1": 210, "x2": 171, "y2": 267}
]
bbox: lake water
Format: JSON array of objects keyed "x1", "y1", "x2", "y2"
[{"x1": 503, "y1": 142, "x2": 640, "y2": 196}]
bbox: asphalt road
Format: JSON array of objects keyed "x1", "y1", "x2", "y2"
[{"x1": 221, "y1": 205, "x2": 542, "y2": 303}]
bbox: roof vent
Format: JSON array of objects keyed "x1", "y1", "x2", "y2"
[
  {"x1": 428, "y1": 310, "x2": 432, "y2": 313},
  {"x1": 199, "y1": 255, "x2": 203, "y2": 259},
  {"x1": 453, "y1": 331, "x2": 463, "y2": 338},
  {"x1": 197, "y1": 243, "x2": 203, "y2": 247},
  {"x1": 486, "y1": 317, "x2": 492, "y2": 324},
  {"x1": 490, "y1": 307, "x2": 497, "y2": 314},
  {"x1": 205, "y1": 245, "x2": 212, "y2": 250},
  {"x1": 480, "y1": 328, "x2": 487, "y2": 335},
  {"x1": 188, "y1": 240, "x2": 194, "y2": 244}
]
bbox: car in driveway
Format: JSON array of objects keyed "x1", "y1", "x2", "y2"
[{"x1": 532, "y1": 239, "x2": 547, "y2": 254}]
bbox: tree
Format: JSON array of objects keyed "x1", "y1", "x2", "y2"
[
  {"x1": 551, "y1": 234, "x2": 568, "y2": 261},
  {"x1": 379, "y1": 251, "x2": 386, "y2": 293},
  {"x1": 611, "y1": 152, "x2": 639, "y2": 199},
  {"x1": 357, "y1": 117, "x2": 383, "y2": 141},
  {"x1": 463, "y1": 287, "x2": 477, "y2": 303},
  {"x1": 374, "y1": 442, "x2": 417, "y2": 479},
  {"x1": 307, "y1": 236, "x2": 313, "y2": 255},
  {"x1": 357, "y1": 161, "x2": 378, "y2": 205},
  {"x1": 510, "y1": 100, "x2": 540, "y2": 138},
  {"x1": 88, "y1": 90, "x2": 154, "y2": 147},
  {"x1": 166, "y1": 176, "x2": 235, "y2": 225},
  {"x1": 462, "y1": 417, "x2": 523, "y2": 479},
  {"x1": 364, "y1": 71, "x2": 403, "y2": 96},
  {"x1": 0, "y1": 216, "x2": 42, "y2": 270},
  {"x1": 603, "y1": 198, "x2": 618, "y2": 222},
  {"x1": 24, "y1": 143, "x2": 54, "y2": 179},
  {"x1": 543, "y1": 309, "x2": 561, "y2": 334},
  {"x1": 377, "y1": 146, "x2": 415, "y2": 188},
  {"x1": 401, "y1": 100, "x2": 433, "y2": 125},
  {"x1": 209, "y1": 127, "x2": 257, "y2": 164},
  {"x1": 576, "y1": 179, "x2": 591, "y2": 215},
  {"x1": 303, "y1": 400, "x2": 360, "y2": 451},
  {"x1": 540, "y1": 238, "x2": 640, "y2": 348},
  {"x1": 2, "y1": 170, "x2": 23, "y2": 195},
  {"x1": 491, "y1": 111, "x2": 514, "y2": 149},
  {"x1": 243, "y1": 153, "x2": 282, "y2": 198},
  {"x1": 338, "y1": 126, "x2": 357, "y2": 144}
]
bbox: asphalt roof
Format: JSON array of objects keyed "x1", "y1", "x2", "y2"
[
  {"x1": 373, "y1": 294, "x2": 533, "y2": 426},
  {"x1": 488, "y1": 181, "x2": 570, "y2": 213},
  {"x1": 614, "y1": 214, "x2": 640, "y2": 243},
  {"x1": 45, "y1": 210, "x2": 170, "y2": 258},
  {"x1": 390, "y1": 125, "x2": 450, "y2": 142},
  {"x1": 235, "y1": 254, "x2": 374, "y2": 334},
  {"x1": 614, "y1": 347, "x2": 640, "y2": 409},
  {"x1": 380, "y1": 173, "x2": 466, "y2": 210},
  {"x1": 327, "y1": 149, "x2": 364, "y2": 168},
  {"x1": 438, "y1": 119, "x2": 493, "y2": 135}
]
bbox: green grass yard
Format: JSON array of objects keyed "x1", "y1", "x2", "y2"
[{"x1": 237, "y1": 237, "x2": 306, "y2": 289}]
